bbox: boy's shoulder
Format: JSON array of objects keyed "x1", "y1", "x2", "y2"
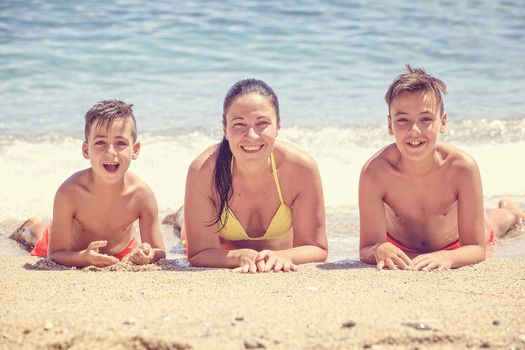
[
  {"x1": 437, "y1": 142, "x2": 479, "y2": 174},
  {"x1": 57, "y1": 168, "x2": 92, "y2": 193},
  {"x1": 361, "y1": 142, "x2": 479, "y2": 179},
  {"x1": 361, "y1": 143, "x2": 399, "y2": 177},
  {"x1": 57, "y1": 169, "x2": 153, "y2": 197}
]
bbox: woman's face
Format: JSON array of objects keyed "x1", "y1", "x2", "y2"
[{"x1": 224, "y1": 93, "x2": 280, "y2": 167}]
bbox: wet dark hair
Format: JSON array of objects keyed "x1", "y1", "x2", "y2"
[
  {"x1": 385, "y1": 65, "x2": 447, "y2": 115},
  {"x1": 212, "y1": 78, "x2": 280, "y2": 228},
  {"x1": 84, "y1": 100, "x2": 137, "y2": 141}
]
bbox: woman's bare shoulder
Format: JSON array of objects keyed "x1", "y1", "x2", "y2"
[
  {"x1": 274, "y1": 140, "x2": 317, "y2": 171},
  {"x1": 188, "y1": 144, "x2": 219, "y2": 177}
]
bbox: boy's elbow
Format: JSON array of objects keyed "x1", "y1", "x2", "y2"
[
  {"x1": 475, "y1": 245, "x2": 487, "y2": 263},
  {"x1": 359, "y1": 247, "x2": 376, "y2": 265}
]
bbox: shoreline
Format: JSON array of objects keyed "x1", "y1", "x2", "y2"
[{"x1": 1, "y1": 256, "x2": 524, "y2": 349}]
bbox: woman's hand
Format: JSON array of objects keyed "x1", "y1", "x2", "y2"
[
  {"x1": 129, "y1": 242, "x2": 155, "y2": 265},
  {"x1": 411, "y1": 251, "x2": 452, "y2": 271},
  {"x1": 256, "y1": 250, "x2": 298, "y2": 272},
  {"x1": 231, "y1": 249, "x2": 260, "y2": 273},
  {"x1": 375, "y1": 242, "x2": 412, "y2": 270}
]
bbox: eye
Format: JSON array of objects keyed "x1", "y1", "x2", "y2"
[
  {"x1": 396, "y1": 118, "x2": 408, "y2": 123},
  {"x1": 117, "y1": 141, "x2": 128, "y2": 146},
  {"x1": 256, "y1": 121, "x2": 269, "y2": 127},
  {"x1": 232, "y1": 122, "x2": 245, "y2": 129},
  {"x1": 94, "y1": 140, "x2": 106, "y2": 146}
]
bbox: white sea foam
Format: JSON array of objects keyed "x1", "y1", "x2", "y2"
[{"x1": 1, "y1": 125, "x2": 524, "y2": 223}]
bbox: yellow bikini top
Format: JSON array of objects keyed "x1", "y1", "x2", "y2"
[{"x1": 218, "y1": 153, "x2": 293, "y2": 241}]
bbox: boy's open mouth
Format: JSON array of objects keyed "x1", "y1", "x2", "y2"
[
  {"x1": 406, "y1": 140, "x2": 426, "y2": 148},
  {"x1": 103, "y1": 162, "x2": 120, "y2": 172}
]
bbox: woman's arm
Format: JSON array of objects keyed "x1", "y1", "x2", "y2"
[
  {"x1": 286, "y1": 153, "x2": 328, "y2": 264},
  {"x1": 185, "y1": 154, "x2": 260, "y2": 270}
]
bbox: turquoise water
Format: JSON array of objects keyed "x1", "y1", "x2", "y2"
[
  {"x1": 1, "y1": 0, "x2": 524, "y2": 259},
  {"x1": 1, "y1": 0, "x2": 524, "y2": 132}
]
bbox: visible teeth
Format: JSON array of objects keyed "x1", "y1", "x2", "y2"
[
  {"x1": 103, "y1": 162, "x2": 119, "y2": 172},
  {"x1": 408, "y1": 141, "x2": 423, "y2": 146},
  {"x1": 242, "y1": 145, "x2": 262, "y2": 151}
]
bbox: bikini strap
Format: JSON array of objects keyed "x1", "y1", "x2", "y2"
[
  {"x1": 270, "y1": 153, "x2": 285, "y2": 204},
  {"x1": 231, "y1": 153, "x2": 284, "y2": 204}
]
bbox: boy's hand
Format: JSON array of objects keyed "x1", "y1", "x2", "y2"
[
  {"x1": 256, "y1": 250, "x2": 298, "y2": 273},
  {"x1": 82, "y1": 240, "x2": 119, "y2": 267},
  {"x1": 411, "y1": 251, "x2": 452, "y2": 271},
  {"x1": 129, "y1": 243, "x2": 155, "y2": 265},
  {"x1": 375, "y1": 242, "x2": 412, "y2": 270}
]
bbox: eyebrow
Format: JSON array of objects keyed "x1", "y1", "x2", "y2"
[
  {"x1": 394, "y1": 110, "x2": 434, "y2": 117},
  {"x1": 92, "y1": 135, "x2": 128, "y2": 139},
  {"x1": 230, "y1": 115, "x2": 271, "y2": 122}
]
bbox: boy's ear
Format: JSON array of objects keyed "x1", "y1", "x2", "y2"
[
  {"x1": 387, "y1": 115, "x2": 394, "y2": 135},
  {"x1": 132, "y1": 142, "x2": 141, "y2": 160},
  {"x1": 440, "y1": 112, "x2": 447, "y2": 133},
  {"x1": 82, "y1": 141, "x2": 89, "y2": 159}
]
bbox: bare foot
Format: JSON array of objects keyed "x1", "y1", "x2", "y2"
[
  {"x1": 498, "y1": 198, "x2": 525, "y2": 225},
  {"x1": 9, "y1": 218, "x2": 37, "y2": 246},
  {"x1": 162, "y1": 206, "x2": 183, "y2": 231}
]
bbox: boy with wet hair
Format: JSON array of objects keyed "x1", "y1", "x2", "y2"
[
  {"x1": 359, "y1": 65, "x2": 524, "y2": 271},
  {"x1": 11, "y1": 100, "x2": 166, "y2": 267}
]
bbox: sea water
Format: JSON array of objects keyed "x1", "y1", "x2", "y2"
[{"x1": 1, "y1": 0, "x2": 524, "y2": 260}]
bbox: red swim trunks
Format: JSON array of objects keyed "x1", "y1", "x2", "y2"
[
  {"x1": 30, "y1": 223, "x2": 138, "y2": 260},
  {"x1": 386, "y1": 216, "x2": 496, "y2": 253}
]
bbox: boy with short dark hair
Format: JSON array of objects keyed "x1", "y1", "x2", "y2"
[
  {"x1": 359, "y1": 66, "x2": 524, "y2": 271},
  {"x1": 11, "y1": 100, "x2": 165, "y2": 267}
]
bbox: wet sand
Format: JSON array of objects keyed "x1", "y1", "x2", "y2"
[{"x1": 1, "y1": 256, "x2": 524, "y2": 349}]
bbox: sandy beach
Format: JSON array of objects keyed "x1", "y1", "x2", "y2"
[{"x1": 1, "y1": 256, "x2": 524, "y2": 350}]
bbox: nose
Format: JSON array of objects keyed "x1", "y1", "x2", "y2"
[
  {"x1": 246, "y1": 127, "x2": 260, "y2": 139},
  {"x1": 409, "y1": 121, "x2": 421, "y2": 133},
  {"x1": 106, "y1": 143, "x2": 117, "y2": 156}
]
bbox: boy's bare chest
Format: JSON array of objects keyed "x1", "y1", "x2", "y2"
[
  {"x1": 385, "y1": 178, "x2": 457, "y2": 220},
  {"x1": 73, "y1": 196, "x2": 138, "y2": 235}
]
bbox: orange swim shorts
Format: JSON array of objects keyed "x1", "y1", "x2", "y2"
[{"x1": 30, "y1": 223, "x2": 138, "y2": 260}]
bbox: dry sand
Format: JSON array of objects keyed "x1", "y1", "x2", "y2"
[{"x1": 0, "y1": 256, "x2": 524, "y2": 350}]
